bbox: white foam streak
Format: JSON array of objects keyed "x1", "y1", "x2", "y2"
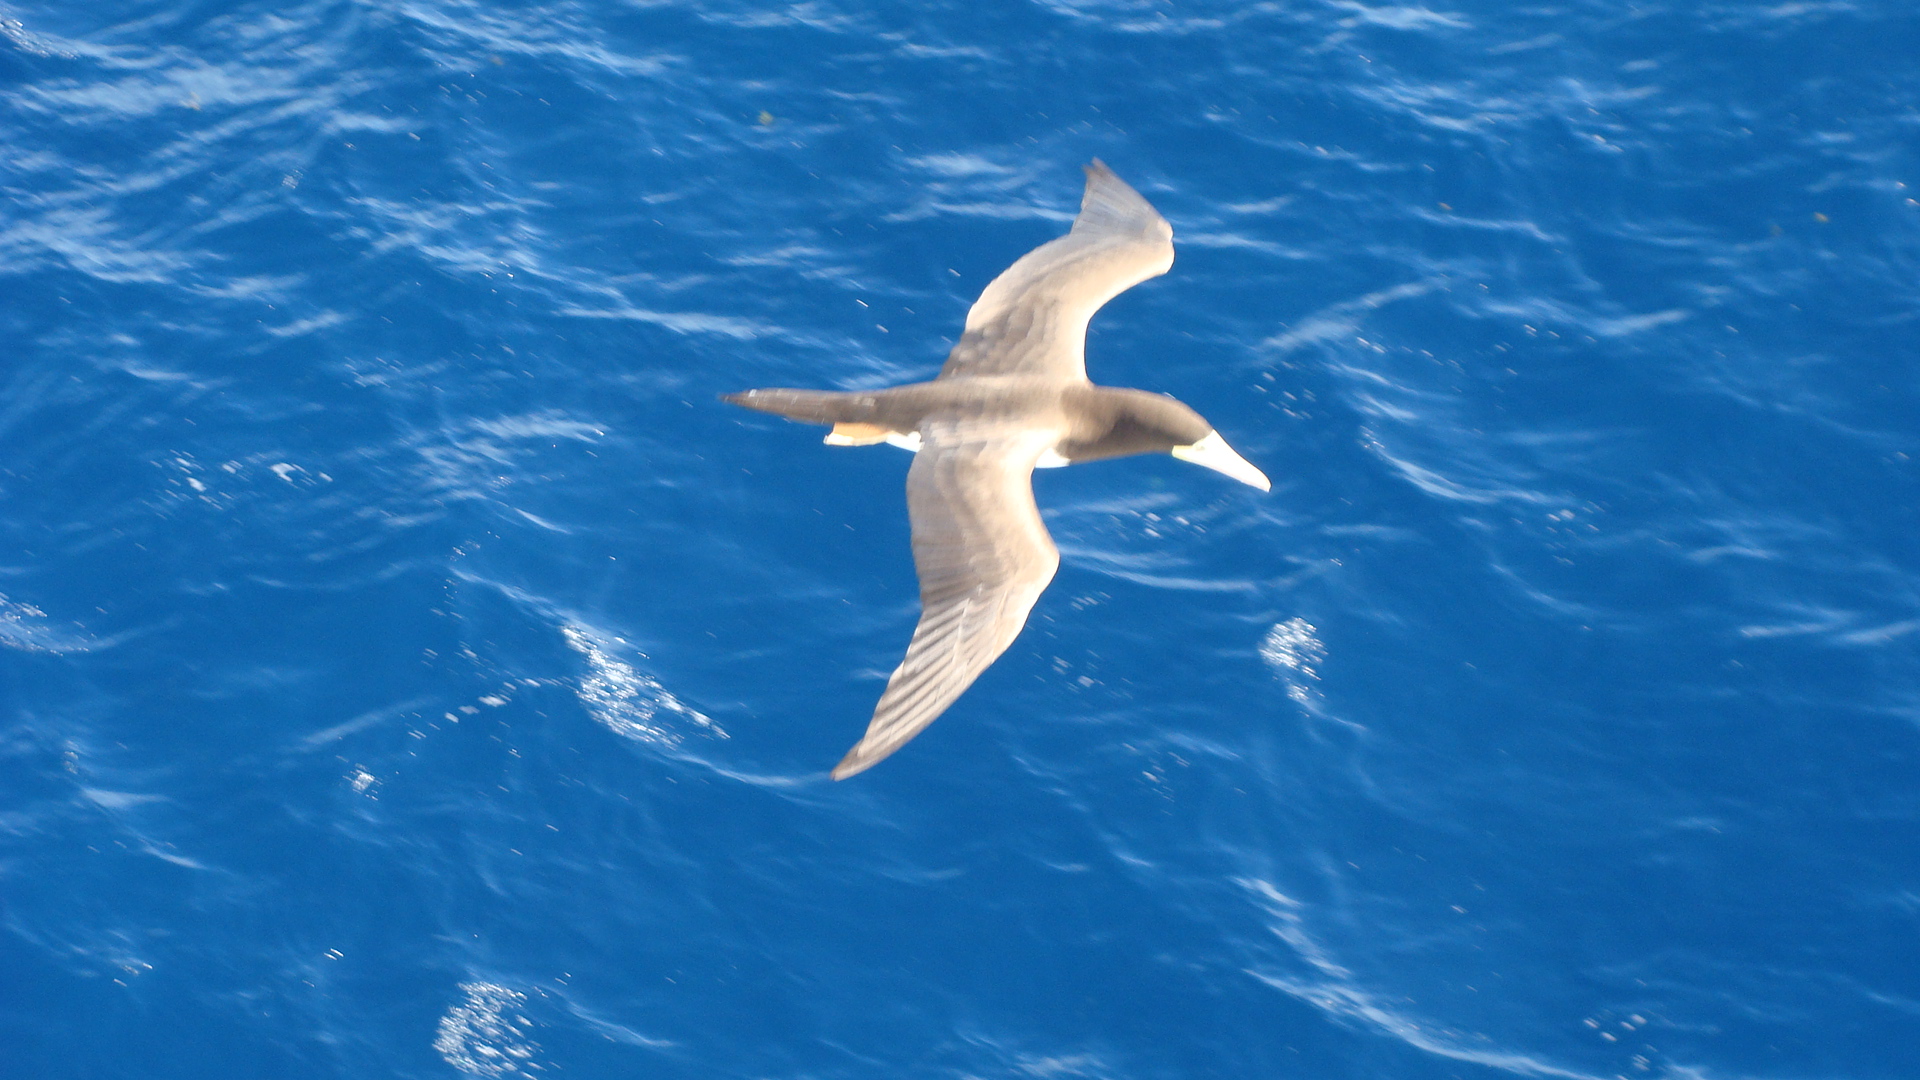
[
  {"x1": 1260, "y1": 618, "x2": 1326, "y2": 704},
  {"x1": 561, "y1": 625, "x2": 725, "y2": 745},
  {"x1": 434, "y1": 982, "x2": 538, "y2": 1077}
]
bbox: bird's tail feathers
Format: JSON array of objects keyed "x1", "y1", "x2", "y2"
[{"x1": 721, "y1": 388, "x2": 875, "y2": 426}]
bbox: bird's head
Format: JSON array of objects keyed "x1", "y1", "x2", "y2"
[{"x1": 1064, "y1": 388, "x2": 1270, "y2": 491}]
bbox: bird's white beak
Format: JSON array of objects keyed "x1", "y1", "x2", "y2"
[{"x1": 1171, "y1": 431, "x2": 1270, "y2": 491}]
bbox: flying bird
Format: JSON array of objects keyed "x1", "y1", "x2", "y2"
[{"x1": 726, "y1": 161, "x2": 1268, "y2": 779}]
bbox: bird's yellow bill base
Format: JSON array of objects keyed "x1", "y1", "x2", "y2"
[{"x1": 1172, "y1": 431, "x2": 1271, "y2": 491}]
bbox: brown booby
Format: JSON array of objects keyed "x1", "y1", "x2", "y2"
[{"x1": 725, "y1": 161, "x2": 1269, "y2": 779}]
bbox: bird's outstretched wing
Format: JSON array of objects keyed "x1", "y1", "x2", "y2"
[
  {"x1": 831, "y1": 419, "x2": 1062, "y2": 779},
  {"x1": 938, "y1": 161, "x2": 1174, "y2": 382}
]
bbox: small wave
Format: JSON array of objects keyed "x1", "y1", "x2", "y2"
[
  {"x1": 1328, "y1": 1, "x2": 1472, "y2": 32},
  {"x1": 553, "y1": 303, "x2": 780, "y2": 340},
  {"x1": 1238, "y1": 879, "x2": 1603, "y2": 1080},
  {"x1": 0, "y1": 594, "x2": 95, "y2": 654},
  {"x1": 1360, "y1": 428, "x2": 1555, "y2": 507},
  {"x1": 1261, "y1": 280, "x2": 1441, "y2": 356},
  {"x1": 1589, "y1": 309, "x2": 1691, "y2": 337}
]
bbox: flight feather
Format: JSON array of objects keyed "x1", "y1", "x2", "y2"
[{"x1": 937, "y1": 161, "x2": 1174, "y2": 382}]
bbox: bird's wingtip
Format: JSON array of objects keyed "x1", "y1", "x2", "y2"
[{"x1": 829, "y1": 750, "x2": 873, "y2": 781}]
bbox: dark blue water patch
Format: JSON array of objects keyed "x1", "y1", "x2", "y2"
[{"x1": 6, "y1": 0, "x2": 1920, "y2": 1076}]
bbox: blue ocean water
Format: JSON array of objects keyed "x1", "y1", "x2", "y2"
[{"x1": 4, "y1": 0, "x2": 1918, "y2": 1076}]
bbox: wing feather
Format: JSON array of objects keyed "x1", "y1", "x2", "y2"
[
  {"x1": 830, "y1": 421, "x2": 1061, "y2": 778},
  {"x1": 937, "y1": 161, "x2": 1174, "y2": 382}
]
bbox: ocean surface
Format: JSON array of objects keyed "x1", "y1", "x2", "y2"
[{"x1": 4, "y1": 1, "x2": 1918, "y2": 1077}]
